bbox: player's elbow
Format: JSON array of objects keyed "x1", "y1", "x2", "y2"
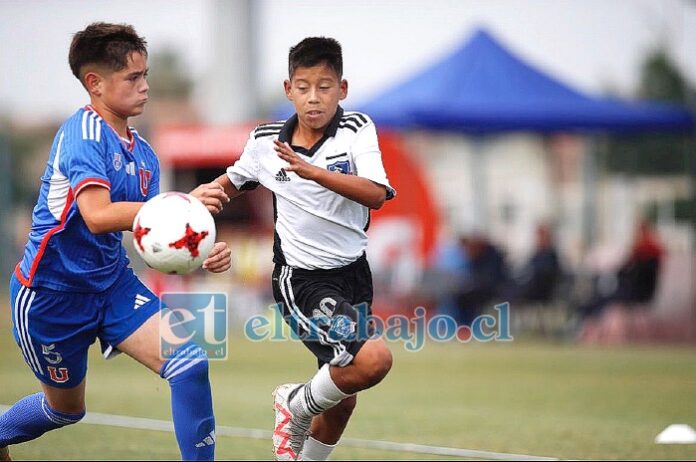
[
  {"x1": 82, "y1": 213, "x2": 108, "y2": 234},
  {"x1": 365, "y1": 183, "x2": 388, "y2": 210},
  {"x1": 368, "y1": 191, "x2": 386, "y2": 210},
  {"x1": 369, "y1": 198, "x2": 385, "y2": 210}
]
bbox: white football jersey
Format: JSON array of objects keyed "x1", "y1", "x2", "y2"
[{"x1": 226, "y1": 107, "x2": 396, "y2": 270}]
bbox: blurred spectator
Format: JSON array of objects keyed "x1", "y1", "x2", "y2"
[
  {"x1": 454, "y1": 235, "x2": 509, "y2": 326},
  {"x1": 428, "y1": 233, "x2": 471, "y2": 319},
  {"x1": 577, "y1": 219, "x2": 664, "y2": 320},
  {"x1": 507, "y1": 224, "x2": 564, "y2": 304}
]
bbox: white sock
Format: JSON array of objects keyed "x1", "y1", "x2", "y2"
[
  {"x1": 300, "y1": 436, "x2": 337, "y2": 461},
  {"x1": 289, "y1": 364, "x2": 351, "y2": 418}
]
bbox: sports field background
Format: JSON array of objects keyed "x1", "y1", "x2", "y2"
[{"x1": 1, "y1": 305, "x2": 695, "y2": 460}]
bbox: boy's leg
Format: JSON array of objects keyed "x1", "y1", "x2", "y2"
[
  {"x1": 0, "y1": 381, "x2": 86, "y2": 449},
  {"x1": 319, "y1": 338, "x2": 393, "y2": 394},
  {"x1": 284, "y1": 338, "x2": 392, "y2": 446},
  {"x1": 101, "y1": 268, "x2": 215, "y2": 461},
  {"x1": 273, "y1": 338, "x2": 392, "y2": 461},
  {"x1": 271, "y1": 264, "x2": 392, "y2": 460},
  {"x1": 307, "y1": 395, "x2": 356, "y2": 445},
  {"x1": 298, "y1": 339, "x2": 391, "y2": 460},
  {"x1": 1, "y1": 277, "x2": 92, "y2": 453},
  {"x1": 299, "y1": 395, "x2": 356, "y2": 460}
]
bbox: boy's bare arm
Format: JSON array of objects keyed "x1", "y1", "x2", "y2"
[
  {"x1": 77, "y1": 182, "x2": 231, "y2": 234},
  {"x1": 76, "y1": 186, "x2": 144, "y2": 234},
  {"x1": 214, "y1": 173, "x2": 246, "y2": 201}
]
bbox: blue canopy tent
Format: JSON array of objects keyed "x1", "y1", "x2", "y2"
[
  {"x1": 360, "y1": 29, "x2": 694, "y2": 133},
  {"x1": 357, "y1": 28, "x2": 694, "y2": 247}
]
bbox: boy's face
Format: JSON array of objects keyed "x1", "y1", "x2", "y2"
[
  {"x1": 86, "y1": 52, "x2": 149, "y2": 119},
  {"x1": 284, "y1": 62, "x2": 347, "y2": 132}
]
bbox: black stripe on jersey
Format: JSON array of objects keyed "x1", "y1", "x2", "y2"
[
  {"x1": 239, "y1": 181, "x2": 260, "y2": 191},
  {"x1": 326, "y1": 152, "x2": 348, "y2": 160},
  {"x1": 343, "y1": 112, "x2": 367, "y2": 123},
  {"x1": 354, "y1": 113, "x2": 368, "y2": 124},
  {"x1": 338, "y1": 122, "x2": 358, "y2": 133},
  {"x1": 254, "y1": 122, "x2": 284, "y2": 138},
  {"x1": 255, "y1": 129, "x2": 282, "y2": 139},
  {"x1": 341, "y1": 114, "x2": 366, "y2": 127},
  {"x1": 257, "y1": 121, "x2": 285, "y2": 128},
  {"x1": 272, "y1": 193, "x2": 288, "y2": 266}
]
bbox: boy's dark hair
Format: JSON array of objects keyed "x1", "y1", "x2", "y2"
[
  {"x1": 69, "y1": 22, "x2": 148, "y2": 83},
  {"x1": 288, "y1": 37, "x2": 342, "y2": 79}
]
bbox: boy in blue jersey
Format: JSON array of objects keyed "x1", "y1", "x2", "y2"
[{"x1": 0, "y1": 23, "x2": 230, "y2": 461}]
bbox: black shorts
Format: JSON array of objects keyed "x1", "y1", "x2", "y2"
[{"x1": 271, "y1": 254, "x2": 374, "y2": 367}]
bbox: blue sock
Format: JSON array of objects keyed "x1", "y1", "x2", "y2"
[
  {"x1": 0, "y1": 392, "x2": 84, "y2": 446},
  {"x1": 160, "y1": 344, "x2": 215, "y2": 461}
]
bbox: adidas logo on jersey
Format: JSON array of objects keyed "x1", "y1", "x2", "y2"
[
  {"x1": 195, "y1": 430, "x2": 216, "y2": 447},
  {"x1": 275, "y1": 169, "x2": 291, "y2": 182},
  {"x1": 133, "y1": 294, "x2": 151, "y2": 310}
]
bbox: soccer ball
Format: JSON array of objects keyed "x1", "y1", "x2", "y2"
[{"x1": 132, "y1": 192, "x2": 216, "y2": 274}]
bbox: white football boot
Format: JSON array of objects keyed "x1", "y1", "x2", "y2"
[{"x1": 272, "y1": 384, "x2": 312, "y2": 461}]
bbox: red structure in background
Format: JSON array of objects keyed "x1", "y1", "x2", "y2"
[
  {"x1": 152, "y1": 124, "x2": 256, "y2": 168},
  {"x1": 373, "y1": 131, "x2": 439, "y2": 260}
]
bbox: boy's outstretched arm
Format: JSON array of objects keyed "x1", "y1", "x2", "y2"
[
  {"x1": 77, "y1": 183, "x2": 231, "y2": 234},
  {"x1": 189, "y1": 181, "x2": 231, "y2": 214},
  {"x1": 274, "y1": 140, "x2": 386, "y2": 209},
  {"x1": 213, "y1": 173, "x2": 245, "y2": 202},
  {"x1": 77, "y1": 187, "x2": 144, "y2": 234}
]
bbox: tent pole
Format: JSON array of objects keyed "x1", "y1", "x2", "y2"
[
  {"x1": 690, "y1": 132, "x2": 696, "y2": 318},
  {"x1": 470, "y1": 136, "x2": 488, "y2": 233},
  {"x1": 581, "y1": 136, "x2": 598, "y2": 255}
]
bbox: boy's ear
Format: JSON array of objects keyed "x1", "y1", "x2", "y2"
[
  {"x1": 340, "y1": 79, "x2": 348, "y2": 101},
  {"x1": 284, "y1": 79, "x2": 292, "y2": 100},
  {"x1": 84, "y1": 71, "x2": 103, "y2": 97}
]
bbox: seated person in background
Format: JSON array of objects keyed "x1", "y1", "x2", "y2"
[
  {"x1": 578, "y1": 219, "x2": 664, "y2": 319},
  {"x1": 509, "y1": 224, "x2": 563, "y2": 304},
  {"x1": 454, "y1": 235, "x2": 509, "y2": 326}
]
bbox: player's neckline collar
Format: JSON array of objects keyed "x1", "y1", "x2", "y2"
[
  {"x1": 84, "y1": 105, "x2": 136, "y2": 151},
  {"x1": 278, "y1": 107, "x2": 343, "y2": 158}
]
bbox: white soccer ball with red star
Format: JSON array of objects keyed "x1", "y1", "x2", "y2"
[{"x1": 132, "y1": 192, "x2": 216, "y2": 274}]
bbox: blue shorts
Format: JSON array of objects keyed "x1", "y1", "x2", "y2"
[{"x1": 8, "y1": 267, "x2": 160, "y2": 389}]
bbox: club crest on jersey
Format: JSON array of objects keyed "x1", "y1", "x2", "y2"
[
  {"x1": 327, "y1": 160, "x2": 351, "y2": 175},
  {"x1": 139, "y1": 167, "x2": 152, "y2": 196},
  {"x1": 113, "y1": 153, "x2": 123, "y2": 171}
]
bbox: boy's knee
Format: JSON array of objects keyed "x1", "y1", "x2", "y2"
[
  {"x1": 42, "y1": 398, "x2": 85, "y2": 426},
  {"x1": 355, "y1": 342, "x2": 392, "y2": 387},
  {"x1": 367, "y1": 347, "x2": 392, "y2": 384},
  {"x1": 160, "y1": 343, "x2": 210, "y2": 383}
]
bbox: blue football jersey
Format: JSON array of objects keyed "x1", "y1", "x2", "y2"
[{"x1": 16, "y1": 106, "x2": 160, "y2": 292}]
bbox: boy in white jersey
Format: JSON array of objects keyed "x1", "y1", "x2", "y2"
[{"x1": 215, "y1": 37, "x2": 395, "y2": 460}]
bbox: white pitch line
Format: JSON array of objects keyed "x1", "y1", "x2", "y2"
[{"x1": 1, "y1": 405, "x2": 558, "y2": 460}]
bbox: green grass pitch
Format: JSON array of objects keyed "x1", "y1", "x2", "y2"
[{"x1": 1, "y1": 305, "x2": 695, "y2": 460}]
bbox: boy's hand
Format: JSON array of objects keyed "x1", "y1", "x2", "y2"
[
  {"x1": 274, "y1": 140, "x2": 321, "y2": 181},
  {"x1": 202, "y1": 242, "x2": 232, "y2": 273},
  {"x1": 190, "y1": 182, "x2": 230, "y2": 214}
]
